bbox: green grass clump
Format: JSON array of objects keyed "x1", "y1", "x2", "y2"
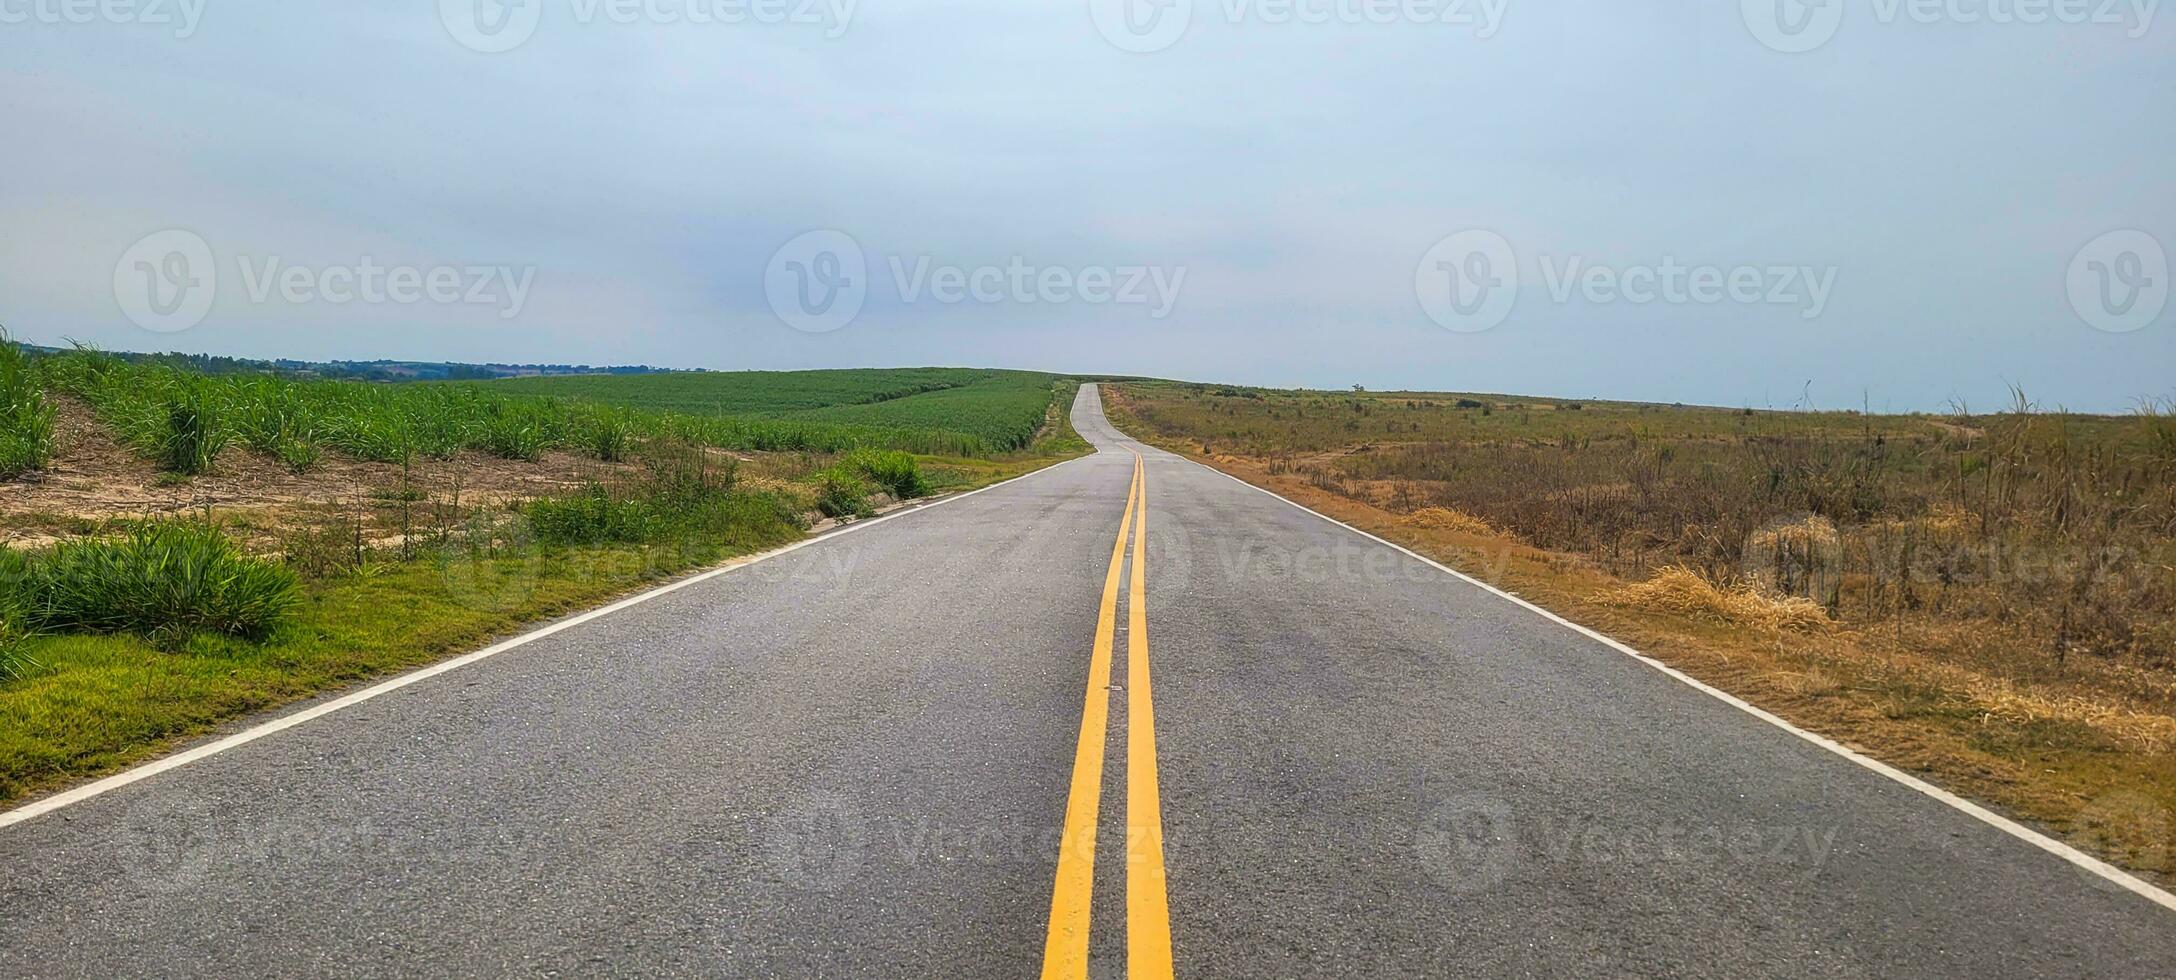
[
  {"x1": 158, "y1": 387, "x2": 228, "y2": 475},
  {"x1": 526, "y1": 452, "x2": 804, "y2": 549},
  {"x1": 0, "y1": 548, "x2": 39, "y2": 681},
  {"x1": 41, "y1": 348, "x2": 233, "y2": 475},
  {"x1": 813, "y1": 464, "x2": 875, "y2": 520},
  {"x1": 3, "y1": 523, "x2": 300, "y2": 643},
  {"x1": 478, "y1": 397, "x2": 557, "y2": 461},
  {"x1": 0, "y1": 625, "x2": 35, "y2": 683},
  {"x1": 0, "y1": 330, "x2": 57, "y2": 478},
  {"x1": 846, "y1": 448, "x2": 930, "y2": 500},
  {"x1": 570, "y1": 403, "x2": 637, "y2": 462},
  {"x1": 230, "y1": 376, "x2": 321, "y2": 472}
]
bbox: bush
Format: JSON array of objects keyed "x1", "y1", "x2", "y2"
[
  {"x1": 158, "y1": 387, "x2": 228, "y2": 475},
  {"x1": 846, "y1": 448, "x2": 929, "y2": 499},
  {"x1": 231, "y1": 378, "x2": 320, "y2": 473},
  {"x1": 479, "y1": 398, "x2": 558, "y2": 461},
  {"x1": 571, "y1": 404, "x2": 637, "y2": 462},
  {"x1": 813, "y1": 464, "x2": 875, "y2": 520},
  {"x1": 526, "y1": 450, "x2": 803, "y2": 550},
  {"x1": 527, "y1": 485, "x2": 658, "y2": 545},
  {"x1": 5, "y1": 523, "x2": 301, "y2": 643},
  {"x1": 0, "y1": 329, "x2": 56, "y2": 478}
]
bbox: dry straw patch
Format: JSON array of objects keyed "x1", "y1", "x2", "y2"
[
  {"x1": 1601, "y1": 565, "x2": 1832, "y2": 633},
  {"x1": 1404, "y1": 506, "x2": 1498, "y2": 537},
  {"x1": 1964, "y1": 677, "x2": 2176, "y2": 755},
  {"x1": 1747, "y1": 514, "x2": 1840, "y2": 554}
]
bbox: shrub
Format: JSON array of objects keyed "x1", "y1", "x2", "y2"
[
  {"x1": 813, "y1": 464, "x2": 875, "y2": 520},
  {"x1": 231, "y1": 378, "x2": 320, "y2": 472},
  {"x1": 4, "y1": 523, "x2": 300, "y2": 643},
  {"x1": 479, "y1": 398, "x2": 558, "y2": 461},
  {"x1": 158, "y1": 387, "x2": 228, "y2": 475},
  {"x1": 526, "y1": 450, "x2": 801, "y2": 551},
  {"x1": 571, "y1": 404, "x2": 637, "y2": 462},
  {"x1": 0, "y1": 329, "x2": 56, "y2": 478},
  {"x1": 527, "y1": 485, "x2": 658, "y2": 545},
  {"x1": 846, "y1": 448, "x2": 929, "y2": 499}
]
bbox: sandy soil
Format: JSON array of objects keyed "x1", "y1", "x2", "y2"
[{"x1": 0, "y1": 399, "x2": 632, "y2": 547}]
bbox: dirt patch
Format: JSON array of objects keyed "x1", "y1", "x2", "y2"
[{"x1": 1, "y1": 399, "x2": 632, "y2": 546}]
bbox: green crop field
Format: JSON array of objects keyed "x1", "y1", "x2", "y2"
[
  {"x1": 0, "y1": 351, "x2": 1091, "y2": 801},
  {"x1": 480, "y1": 368, "x2": 1064, "y2": 453}
]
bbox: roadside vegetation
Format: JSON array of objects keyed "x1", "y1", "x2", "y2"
[
  {"x1": 32, "y1": 349, "x2": 1027, "y2": 471},
  {"x1": 0, "y1": 346, "x2": 1088, "y2": 803},
  {"x1": 1107, "y1": 381, "x2": 2176, "y2": 881},
  {"x1": 481, "y1": 367, "x2": 1063, "y2": 453},
  {"x1": 0, "y1": 329, "x2": 56, "y2": 479}
]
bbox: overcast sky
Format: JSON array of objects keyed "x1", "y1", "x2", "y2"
[{"x1": 3, "y1": 0, "x2": 2170, "y2": 411}]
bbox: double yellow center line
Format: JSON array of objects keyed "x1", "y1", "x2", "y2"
[{"x1": 1042, "y1": 452, "x2": 1174, "y2": 980}]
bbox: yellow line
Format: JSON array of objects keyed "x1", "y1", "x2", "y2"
[
  {"x1": 1041, "y1": 456, "x2": 1141, "y2": 980},
  {"x1": 1126, "y1": 452, "x2": 1175, "y2": 978}
]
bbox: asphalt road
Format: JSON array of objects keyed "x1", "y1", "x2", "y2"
[{"x1": 2, "y1": 384, "x2": 2173, "y2": 977}]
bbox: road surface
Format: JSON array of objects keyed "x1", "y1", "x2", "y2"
[{"x1": 2, "y1": 384, "x2": 2172, "y2": 977}]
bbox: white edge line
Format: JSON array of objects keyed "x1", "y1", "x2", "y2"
[
  {"x1": 1169, "y1": 451, "x2": 2176, "y2": 915},
  {"x1": 0, "y1": 452, "x2": 1096, "y2": 831}
]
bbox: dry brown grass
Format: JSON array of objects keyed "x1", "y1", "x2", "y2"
[
  {"x1": 1106, "y1": 382, "x2": 2176, "y2": 884},
  {"x1": 1600, "y1": 565, "x2": 1834, "y2": 632},
  {"x1": 1403, "y1": 506, "x2": 1498, "y2": 536}
]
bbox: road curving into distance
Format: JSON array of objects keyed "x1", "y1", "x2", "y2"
[{"x1": 2, "y1": 384, "x2": 2173, "y2": 977}]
